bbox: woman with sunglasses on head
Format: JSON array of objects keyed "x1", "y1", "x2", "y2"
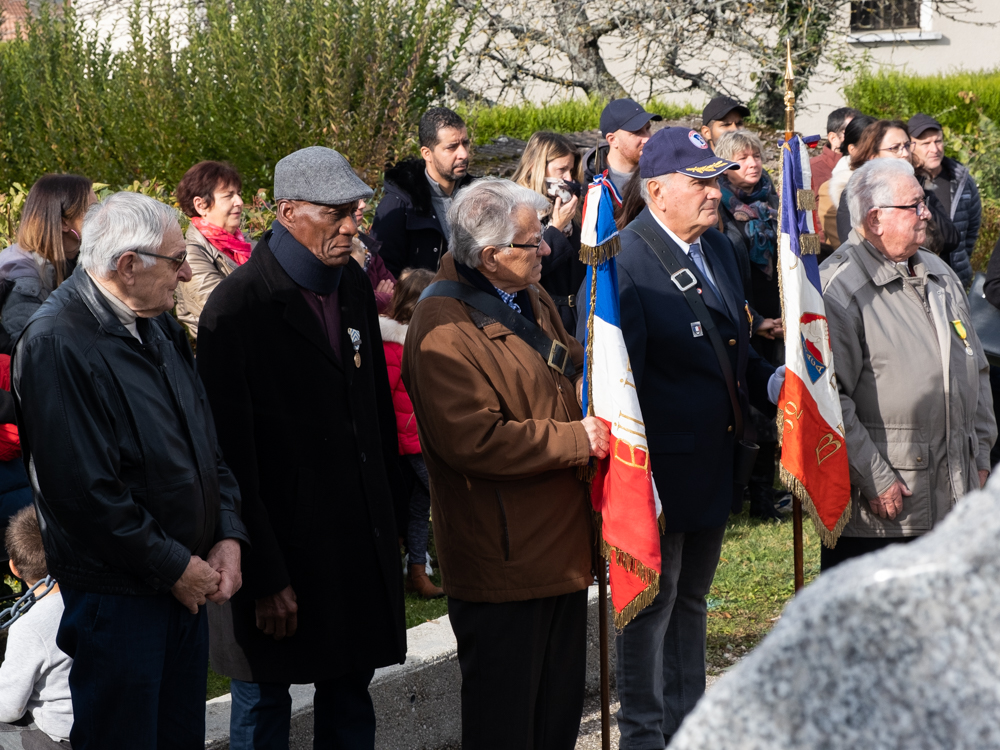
[
  {"x1": 0, "y1": 174, "x2": 96, "y2": 352},
  {"x1": 174, "y1": 161, "x2": 254, "y2": 339},
  {"x1": 837, "y1": 120, "x2": 958, "y2": 262}
]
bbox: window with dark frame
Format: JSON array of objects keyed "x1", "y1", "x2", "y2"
[{"x1": 850, "y1": 0, "x2": 921, "y2": 32}]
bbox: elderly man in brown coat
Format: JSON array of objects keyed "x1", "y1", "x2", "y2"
[
  {"x1": 819, "y1": 157, "x2": 996, "y2": 570},
  {"x1": 402, "y1": 178, "x2": 610, "y2": 750}
]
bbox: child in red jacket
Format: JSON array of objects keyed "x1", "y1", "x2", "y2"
[{"x1": 379, "y1": 269, "x2": 440, "y2": 598}]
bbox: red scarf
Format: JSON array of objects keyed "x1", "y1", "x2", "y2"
[{"x1": 191, "y1": 216, "x2": 252, "y2": 266}]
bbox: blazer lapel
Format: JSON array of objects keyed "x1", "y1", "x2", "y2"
[
  {"x1": 700, "y1": 234, "x2": 742, "y2": 324},
  {"x1": 641, "y1": 211, "x2": 732, "y2": 321}
]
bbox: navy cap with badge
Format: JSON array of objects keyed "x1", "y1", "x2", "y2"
[
  {"x1": 600, "y1": 98, "x2": 663, "y2": 136},
  {"x1": 638, "y1": 127, "x2": 740, "y2": 180}
]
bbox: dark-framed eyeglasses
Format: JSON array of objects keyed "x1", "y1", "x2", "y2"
[
  {"x1": 879, "y1": 141, "x2": 914, "y2": 155},
  {"x1": 134, "y1": 249, "x2": 188, "y2": 270},
  {"x1": 874, "y1": 200, "x2": 929, "y2": 216},
  {"x1": 509, "y1": 241, "x2": 542, "y2": 251}
]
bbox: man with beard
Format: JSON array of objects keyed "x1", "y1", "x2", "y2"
[
  {"x1": 583, "y1": 98, "x2": 662, "y2": 193},
  {"x1": 372, "y1": 108, "x2": 475, "y2": 277}
]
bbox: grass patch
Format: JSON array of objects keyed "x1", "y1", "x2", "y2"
[
  {"x1": 461, "y1": 96, "x2": 698, "y2": 145},
  {"x1": 706, "y1": 509, "x2": 821, "y2": 672}
]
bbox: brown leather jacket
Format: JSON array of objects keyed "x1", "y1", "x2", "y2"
[{"x1": 402, "y1": 253, "x2": 594, "y2": 603}]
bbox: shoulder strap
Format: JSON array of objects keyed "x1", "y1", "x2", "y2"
[
  {"x1": 419, "y1": 280, "x2": 575, "y2": 377},
  {"x1": 625, "y1": 220, "x2": 746, "y2": 439}
]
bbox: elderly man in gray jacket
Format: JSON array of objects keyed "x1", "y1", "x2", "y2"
[{"x1": 819, "y1": 158, "x2": 996, "y2": 570}]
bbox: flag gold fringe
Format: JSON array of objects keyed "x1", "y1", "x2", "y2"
[
  {"x1": 593, "y1": 511, "x2": 662, "y2": 629},
  {"x1": 580, "y1": 235, "x2": 622, "y2": 266},
  {"x1": 779, "y1": 465, "x2": 852, "y2": 549},
  {"x1": 578, "y1": 463, "x2": 597, "y2": 482}
]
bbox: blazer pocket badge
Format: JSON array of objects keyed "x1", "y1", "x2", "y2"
[{"x1": 348, "y1": 327, "x2": 362, "y2": 367}]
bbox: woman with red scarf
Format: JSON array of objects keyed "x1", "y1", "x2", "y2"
[{"x1": 175, "y1": 161, "x2": 254, "y2": 338}]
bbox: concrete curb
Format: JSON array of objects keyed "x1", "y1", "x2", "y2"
[{"x1": 205, "y1": 585, "x2": 615, "y2": 749}]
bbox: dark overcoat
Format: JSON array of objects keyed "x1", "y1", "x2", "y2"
[
  {"x1": 197, "y1": 234, "x2": 406, "y2": 684},
  {"x1": 579, "y1": 208, "x2": 774, "y2": 532}
]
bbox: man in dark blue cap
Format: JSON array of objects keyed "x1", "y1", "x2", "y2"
[
  {"x1": 592, "y1": 128, "x2": 780, "y2": 749},
  {"x1": 584, "y1": 98, "x2": 662, "y2": 191}
]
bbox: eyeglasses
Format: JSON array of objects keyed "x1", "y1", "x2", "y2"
[
  {"x1": 509, "y1": 241, "x2": 542, "y2": 251},
  {"x1": 874, "y1": 201, "x2": 929, "y2": 216},
  {"x1": 879, "y1": 142, "x2": 914, "y2": 155},
  {"x1": 133, "y1": 249, "x2": 188, "y2": 270}
]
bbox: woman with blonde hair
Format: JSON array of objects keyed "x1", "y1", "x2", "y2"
[
  {"x1": 0, "y1": 174, "x2": 95, "y2": 351},
  {"x1": 512, "y1": 131, "x2": 585, "y2": 330}
]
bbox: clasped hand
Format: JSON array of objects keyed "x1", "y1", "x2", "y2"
[{"x1": 170, "y1": 539, "x2": 242, "y2": 614}]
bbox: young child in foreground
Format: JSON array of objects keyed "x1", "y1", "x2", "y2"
[{"x1": 0, "y1": 505, "x2": 72, "y2": 747}]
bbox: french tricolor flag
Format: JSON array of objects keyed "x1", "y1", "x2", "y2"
[
  {"x1": 579, "y1": 174, "x2": 663, "y2": 628},
  {"x1": 777, "y1": 136, "x2": 852, "y2": 546}
]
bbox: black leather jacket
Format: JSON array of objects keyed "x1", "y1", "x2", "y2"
[{"x1": 11, "y1": 268, "x2": 248, "y2": 595}]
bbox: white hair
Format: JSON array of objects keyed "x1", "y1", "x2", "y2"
[
  {"x1": 447, "y1": 178, "x2": 549, "y2": 268},
  {"x1": 79, "y1": 192, "x2": 180, "y2": 276},
  {"x1": 847, "y1": 158, "x2": 916, "y2": 229}
]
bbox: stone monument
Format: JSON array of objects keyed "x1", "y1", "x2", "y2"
[{"x1": 669, "y1": 480, "x2": 1000, "y2": 750}]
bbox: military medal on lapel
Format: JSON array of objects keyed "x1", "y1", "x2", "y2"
[
  {"x1": 348, "y1": 327, "x2": 362, "y2": 367},
  {"x1": 952, "y1": 319, "x2": 974, "y2": 356}
]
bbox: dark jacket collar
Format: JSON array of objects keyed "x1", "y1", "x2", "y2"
[
  {"x1": 67, "y1": 267, "x2": 166, "y2": 343},
  {"x1": 454, "y1": 261, "x2": 537, "y2": 325},
  {"x1": 383, "y1": 158, "x2": 476, "y2": 217},
  {"x1": 251, "y1": 231, "x2": 369, "y2": 376}
]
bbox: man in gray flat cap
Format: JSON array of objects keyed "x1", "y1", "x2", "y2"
[{"x1": 198, "y1": 146, "x2": 407, "y2": 749}]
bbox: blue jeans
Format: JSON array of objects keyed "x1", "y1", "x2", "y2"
[
  {"x1": 229, "y1": 670, "x2": 376, "y2": 750},
  {"x1": 406, "y1": 454, "x2": 431, "y2": 566},
  {"x1": 57, "y1": 588, "x2": 208, "y2": 750},
  {"x1": 615, "y1": 525, "x2": 726, "y2": 749}
]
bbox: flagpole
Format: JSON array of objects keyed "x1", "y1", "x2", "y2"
[
  {"x1": 597, "y1": 556, "x2": 611, "y2": 750},
  {"x1": 584, "y1": 260, "x2": 611, "y2": 750},
  {"x1": 782, "y1": 39, "x2": 805, "y2": 593}
]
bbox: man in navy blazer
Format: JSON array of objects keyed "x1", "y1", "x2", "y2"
[{"x1": 581, "y1": 128, "x2": 781, "y2": 748}]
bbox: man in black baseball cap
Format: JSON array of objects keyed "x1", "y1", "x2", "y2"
[
  {"x1": 907, "y1": 112, "x2": 981, "y2": 287},
  {"x1": 583, "y1": 98, "x2": 663, "y2": 192},
  {"x1": 700, "y1": 95, "x2": 750, "y2": 149},
  {"x1": 590, "y1": 126, "x2": 780, "y2": 748}
]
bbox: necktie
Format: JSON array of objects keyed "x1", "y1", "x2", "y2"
[{"x1": 688, "y1": 242, "x2": 720, "y2": 296}]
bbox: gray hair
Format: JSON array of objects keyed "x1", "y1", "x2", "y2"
[
  {"x1": 639, "y1": 172, "x2": 677, "y2": 205},
  {"x1": 447, "y1": 178, "x2": 548, "y2": 268},
  {"x1": 79, "y1": 192, "x2": 180, "y2": 276},
  {"x1": 846, "y1": 158, "x2": 916, "y2": 229},
  {"x1": 713, "y1": 130, "x2": 765, "y2": 162}
]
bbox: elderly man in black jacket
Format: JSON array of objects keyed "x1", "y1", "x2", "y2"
[
  {"x1": 198, "y1": 146, "x2": 406, "y2": 750},
  {"x1": 11, "y1": 191, "x2": 249, "y2": 750},
  {"x1": 371, "y1": 107, "x2": 475, "y2": 277}
]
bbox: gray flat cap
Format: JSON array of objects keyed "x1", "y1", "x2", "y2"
[{"x1": 274, "y1": 146, "x2": 374, "y2": 204}]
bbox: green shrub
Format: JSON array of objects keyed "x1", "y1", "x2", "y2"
[
  {"x1": 460, "y1": 96, "x2": 697, "y2": 145},
  {"x1": 972, "y1": 197, "x2": 1000, "y2": 272},
  {"x1": 843, "y1": 65, "x2": 1000, "y2": 131},
  {"x1": 0, "y1": 0, "x2": 460, "y2": 193}
]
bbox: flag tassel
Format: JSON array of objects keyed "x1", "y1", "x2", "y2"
[
  {"x1": 579, "y1": 235, "x2": 622, "y2": 266},
  {"x1": 779, "y1": 466, "x2": 852, "y2": 549}
]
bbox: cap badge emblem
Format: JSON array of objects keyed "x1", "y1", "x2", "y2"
[{"x1": 688, "y1": 131, "x2": 709, "y2": 149}]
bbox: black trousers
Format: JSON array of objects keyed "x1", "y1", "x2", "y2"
[
  {"x1": 820, "y1": 535, "x2": 918, "y2": 571},
  {"x1": 448, "y1": 589, "x2": 588, "y2": 750}
]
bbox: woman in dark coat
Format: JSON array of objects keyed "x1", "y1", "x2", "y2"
[
  {"x1": 714, "y1": 130, "x2": 784, "y2": 520},
  {"x1": 512, "y1": 131, "x2": 585, "y2": 331}
]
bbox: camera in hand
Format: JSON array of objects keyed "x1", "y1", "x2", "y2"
[{"x1": 545, "y1": 178, "x2": 584, "y2": 203}]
